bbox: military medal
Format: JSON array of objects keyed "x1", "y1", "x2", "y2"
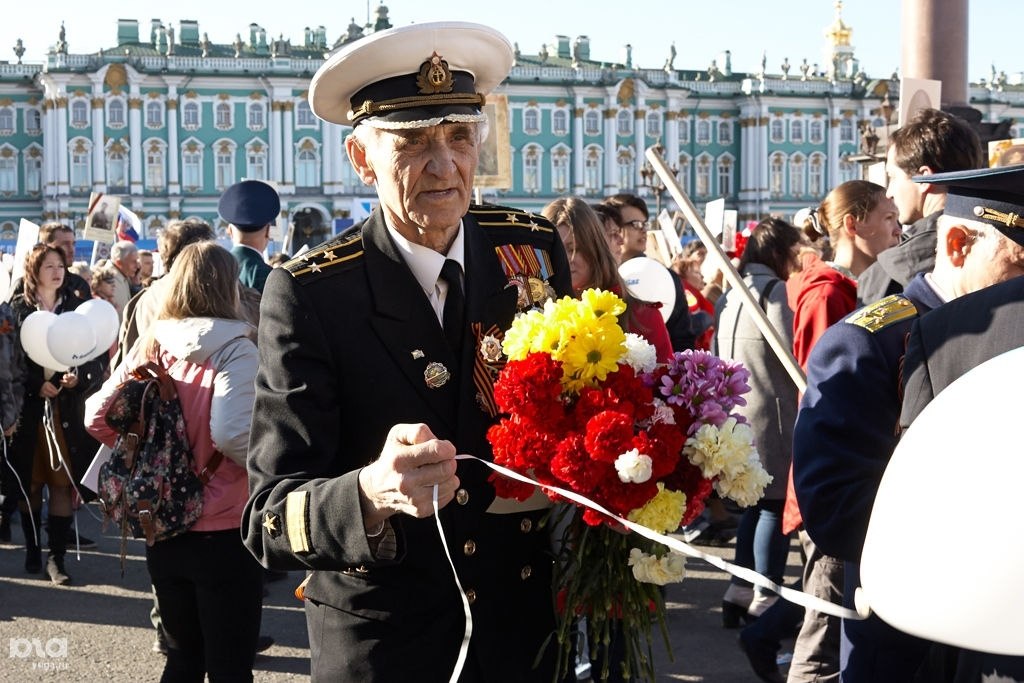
[
  {"x1": 424, "y1": 362, "x2": 451, "y2": 388},
  {"x1": 479, "y1": 334, "x2": 503, "y2": 364},
  {"x1": 411, "y1": 349, "x2": 425, "y2": 359},
  {"x1": 495, "y1": 244, "x2": 557, "y2": 311}
]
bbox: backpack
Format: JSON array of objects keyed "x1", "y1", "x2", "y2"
[{"x1": 98, "y1": 360, "x2": 222, "y2": 568}]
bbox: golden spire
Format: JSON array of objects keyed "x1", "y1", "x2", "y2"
[{"x1": 826, "y1": 0, "x2": 853, "y2": 47}]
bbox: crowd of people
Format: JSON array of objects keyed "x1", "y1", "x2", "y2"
[{"x1": 1, "y1": 17, "x2": 1022, "y2": 683}]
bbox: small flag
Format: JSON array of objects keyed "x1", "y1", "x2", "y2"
[{"x1": 116, "y1": 206, "x2": 141, "y2": 242}]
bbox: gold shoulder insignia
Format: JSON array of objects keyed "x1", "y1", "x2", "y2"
[
  {"x1": 468, "y1": 204, "x2": 554, "y2": 234},
  {"x1": 846, "y1": 294, "x2": 918, "y2": 333},
  {"x1": 284, "y1": 232, "x2": 363, "y2": 278}
]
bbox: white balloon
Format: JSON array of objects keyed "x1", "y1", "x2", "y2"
[
  {"x1": 0, "y1": 265, "x2": 9, "y2": 303},
  {"x1": 19, "y1": 311, "x2": 70, "y2": 372},
  {"x1": 76, "y1": 299, "x2": 120, "y2": 353},
  {"x1": 618, "y1": 257, "x2": 677, "y2": 322},
  {"x1": 47, "y1": 312, "x2": 98, "y2": 367},
  {"x1": 859, "y1": 346, "x2": 1024, "y2": 656}
]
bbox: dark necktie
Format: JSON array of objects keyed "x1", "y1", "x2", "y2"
[{"x1": 440, "y1": 259, "x2": 465, "y2": 354}]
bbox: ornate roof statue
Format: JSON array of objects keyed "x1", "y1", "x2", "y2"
[
  {"x1": 826, "y1": 0, "x2": 852, "y2": 47},
  {"x1": 13, "y1": 38, "x2": 25, "y2": 64}
]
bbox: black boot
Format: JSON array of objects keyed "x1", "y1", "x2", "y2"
[
  {"x1": 21, "y1": 510, "x2": 42, "y2": 574},
  {"x1": 46, "y1": 515, "x2": 72, "y2": 585}
]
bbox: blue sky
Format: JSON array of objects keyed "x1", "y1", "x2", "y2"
[{"x1": 0, "y1": 0, "x2": 1017, "y2": 83}]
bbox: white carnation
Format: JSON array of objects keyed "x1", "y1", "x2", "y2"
[
  {"x1": 628, "y1": 548, "x2": 686, "y2": 585},
  {"x1": 622, "y1": 333, "x2": 658, "y2": 373},
  {"x1": 615, "y1": 448, "x2": 653, "y2": 484},
  {"x1": 683, "y1": 418, "x2": 756, "y2": 480},
  {"x1": 715, "y1": 451, "x2": 772, "y2": 507}
]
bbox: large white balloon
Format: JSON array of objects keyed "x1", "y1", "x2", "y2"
[
  {"x1": 618, "y1": 257, "x2": 677, "y2": 323},
  {"x1": 47, "y1": 312, "x2": 98, "y2": 367},
  {"x1": 859, "y1": 346, "x2": 1024, "y2": 656},
  {"x1": 0, "y1": 265, "x2": 9, "y2": 303},
  {"x1": 76, "y1": 299, "x2": 120, "y2": 353},
  {"x1": 19, "y1": 311, "x2": 70, "y2": 372}
]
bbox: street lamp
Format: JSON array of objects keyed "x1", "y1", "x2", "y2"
[{"x1": 639, "y1": 143, "x2": 678, "y2": 216}]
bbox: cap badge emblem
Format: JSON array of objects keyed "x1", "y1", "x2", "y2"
[{"x1": 417, "y1": 52, "x2": 455, "y2": 94}]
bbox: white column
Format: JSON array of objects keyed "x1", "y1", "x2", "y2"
[
  {"x1": 282, "y1": 102, "x2": 295, "y2": 189},
  {"x1": 666, "y1": 110, "x2": 680, "y2": 172},
  {"x1": 603, "y1": 93, "x2": 617, "y2": 194},
  {"x1": 167, "y1": 93, "x2": 180, "y2": 194},
  {"x1": 633, "y1": 101, "x2": 645, "y2": 188},
  {"x1": 56, "y1": 99, "x2": 69, "y2": 192},
  {"x1": 572, "y1": 98, "x2": 585, "y2": 195},
  {"x1": 322, "y1": 121, "x2": 338, "y2": 193},
  {"x1": 41, "y1": 99, "x2": 57, "y2": 198},
  {"x1": 129, "y1": 87, "x2": 143, "y2": 194},
  {"x1": 270, "y1": 101, "x2": 283, "y2": 184},
  {"x1": 89, "y1": 95, "x2": 105, "y2": 189},
  {"x1": 828, "y1": 103, "x2": 841, "y2": 189}
]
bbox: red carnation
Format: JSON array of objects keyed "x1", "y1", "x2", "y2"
[{"x1": 583, "y1": 411, "x2": 635, "y2": 463}]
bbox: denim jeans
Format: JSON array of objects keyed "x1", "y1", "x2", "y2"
[{"x1": 731, "y1": 498, "x2": 789, "y2": 591}]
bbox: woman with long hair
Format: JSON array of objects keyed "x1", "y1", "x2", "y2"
[
  {"x1": 543, "y1": 197, "x2": 673, "y2": 361},
  {"x1": 7, "y1": 244, "x2": 104, "y2": 584},
  {"x1": 789, "y1": 180, "x2": 901, "y2": 366},
  {"x1": 713, "y1": 218, "x2": 803, "y2": 627},
  {"x1": 86, "y1": 242, "x2": 262, "y2": 680}
]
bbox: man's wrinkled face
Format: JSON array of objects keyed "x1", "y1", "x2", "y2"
[{"x1": 348, "y1": 122, "x2": 479, "y2": 244}]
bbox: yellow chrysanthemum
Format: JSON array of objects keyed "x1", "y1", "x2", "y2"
[
  {"x1": 627, "y1": 484, "x2": 687, "y2": 535},
  {"x1": 560, "y1": 327, "x2": 626, "y2": 386},
  {"x1": 581, "y1": 289, "x2": 627, "y2": 319},
  {"x1": 502, "y1": 309, "x2": 545, "y2": 360}
]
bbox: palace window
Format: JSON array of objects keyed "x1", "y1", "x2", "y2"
[
  {"x1": 0, "y1": 108, "x2": 13, "y2": 135},
  {"x1": 552, "y1": 109, "x2": 569, "y2": 136},
  {"x1": 717, "y1": 120, "x2": 733, "y2": 145},
  {"x1": 295, "y1": 140, "x2": 320, "y2": 188},
  {"x1": 790, "y1": 154, "x2": 806, "y2": 197},
  {"x1": 790, "y1": 119, "x2": 805, "y2": 144},
  {"x1": 645, "y1": 110, "x2": 662, "y2": 138},
  {"x1": 809, "y1": 153, "x2": 825, "y2": 197},
  {"x1": 70, "y1": 139, "x2": 92, "y2": 190},
  {"x1": 0, "y1": 153, "x2": 16, "y2": 193},
  {"x1": 584, "y1": 145, "x2": 602, "y2": 195},
  {"x1": 770, "y1": 118, "x2": 784, "y2": 143},
  {"x1": 246, "y1": 141, "x2": 267, "y2": 181},
  {"x1": 809, "y1": 119, "x2": 824, "y2": 145},
  {"x1": 107, "y1": 99, "x2": 126, "y2": 128},
  {"x1": 248, "y1": 103, "x2": 265, "y2": 131},
  {"x1": 523, "y1": 144, "x2": 542, "y2": 192},
  {"x1": 717, "y1": 155, "x2": 733, "y2": 197},
  {"x1": 182, "y1": 101, "x2": 200, "y2": 130},
  {"x1": 677, "y1": 154, "x2": 691, "y2": 195},
  {"x1": 551, "y1": 145, "x2": 570, "y2": 193},
  {"x1": 840, "y1": 118, "x2": 855, "y2": 144},
  {"x1": 523, "y1": 107, "x2": 540, "y2": 135},
  {"x1": 584, "y1": 109, "x2": 601, "y2": 136},
  {"x1": 696, "y1": 154, "x2": 712, "y2": 196},
  {"x1": 296, "y1": 101, "x2": 317, "y2": 127},
  {"x1": 770, "y1": 153, "x2": 786, "y2": 197},
  {"x1": 25, "y1": 108, "x2": 41, "y2": 134},
  {"x1": 679, "y1": 117, "x2": 690, "y2": 145},
  {"x1": 616, "y1": 110, "x2": 632, "y2": 136},
  {"x1": 215, "y1": 140, "x2": 236, "y2": 190},
  {"x1": 181, "y1": 141, "x2": 203, "y2": 190},
  {"x1": 145, "y1": 141, "x2": 166, "y2": 191},
  {"x1": 617, "y1": 147, "x2": 634, "y2": 190},
  {"x1": 70, "y1": 100, "x2": 89, "y2": 128},
  {"x1": 696, "y1": 119, "x2": 711, "y2": 145},
  {"x1": 24, "y1": 147, "x2": 42, "y2": 194},
  {"x1": 106, "y1": 142, "x2": 129, "y2": 191},
  {"x1": 145, "y1": 101, "x2": 163, "y2": 128},
  {"x1": 215, "y1": 102, "x2": 233, "y2": 130}
]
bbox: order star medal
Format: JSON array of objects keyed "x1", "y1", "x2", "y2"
[{"x1": 424, "y1": 361, "x2": 451, "y2": 389}]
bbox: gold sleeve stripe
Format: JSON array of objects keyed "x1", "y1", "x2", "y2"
[
  {"x1": 285, "y1": 490, "x2": 311, "y2": 554},
  {"x1": 475, "y1": 220, "x2": 553, "y2": 234}
]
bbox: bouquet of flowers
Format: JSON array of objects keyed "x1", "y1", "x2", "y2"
[{"x1": 487, "y1": 290, "x2": 769, "y2": 682}]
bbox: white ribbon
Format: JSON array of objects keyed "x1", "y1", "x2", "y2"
[{"x1": 432, "y1": 485, "x2": 474, "y2": 683}]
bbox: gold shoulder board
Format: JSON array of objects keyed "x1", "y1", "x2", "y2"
[
  {"x1": 468, "y1": 204, "x2": 554, "y2": 234},
  {"x1": 846, "y1": 294, "x2": 918, "y2": 333},
  {"x1": 284, "y1": 233, "x2": 363, "y2": 278}
]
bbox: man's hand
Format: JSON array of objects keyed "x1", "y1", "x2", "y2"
[
  {"x1": 357, "y1": 423, "x2": 459, "y2": 530},
  {"x1": 39, "y1": 381, "x2": 60, "y2": 398},
  {"x1": 60, "y1": 372, "x2": 78, "y2": 390}
]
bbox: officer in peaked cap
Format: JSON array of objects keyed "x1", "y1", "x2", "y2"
[
  {"x1": 242, "y1": 22, "x2": 573, "y2": 682},
  {"x1": 219, "y1": 179, "x2": 280, "y2": 293},
  {"x1": 794, "y1": 163, "x2": 1024, "y2": 683},
  {"x1": 897, "y1": 166, "x2": 1024, "y2": 683}
]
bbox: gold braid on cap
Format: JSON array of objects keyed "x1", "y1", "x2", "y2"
[
  {"x1": 973, "y1": 205, "x2": 1024, "y2": 229},
  {"x1": 350, "y1": 92, "x2": 487, "y2": 122}
]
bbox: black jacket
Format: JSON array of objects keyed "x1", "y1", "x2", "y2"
[
  {"x1": 856, "y1": 211, "x2": 941, "y2": 307},
  {"x1": 243, "y1": 205, "x2": 573, "y2": 681}
]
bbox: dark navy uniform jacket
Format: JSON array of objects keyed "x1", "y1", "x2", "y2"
[
  {"x1": 242, "y1": 205, "x2": 572, "y2": 682},
  {"x1": 793, "y1": 273, "x2": 944, "y2": 683},
  {"x1": 900, "y1": 275, "x2": 1024, "y2": 683}
]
